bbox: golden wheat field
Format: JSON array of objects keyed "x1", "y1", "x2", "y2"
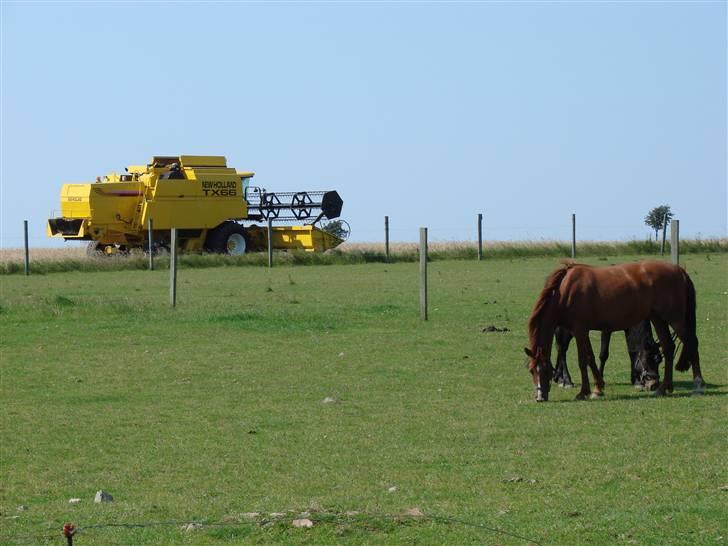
[
  {"x1": 1, "y1": 239, "x2": 726, "y2": 274},
  {"x1": 0, "y1": 241, "x2": 527, "y2": 264}
]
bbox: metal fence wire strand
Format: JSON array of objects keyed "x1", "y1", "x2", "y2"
[{"x1": 3, "y1": 512, "x2": 545, "y2": 546}]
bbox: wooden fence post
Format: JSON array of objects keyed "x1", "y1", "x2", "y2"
[
  {"x1": 420, "y1": 227, "x2": 428, "y2": 321},
  {"x1": 571, "y1": 213, "x2": 576, "y2": 259},
  {"x1": 670, "y1": 219, "x2": 679, "y2": 265},
  {"x1": 148, "y1": 218, "x2": 154, "y2": 271},
  {"x1": 385, "y1": 216, "x2": 390, "y2": 262},
  {"x1": 170, "y1": 228, "x2": 177, "y2": 307},
  {"x1": 477, "y1": 213, "x2": 483, "y2": 261},
  {"x1": 23, "y1": 220, "x2": 29, "y2": 276},
  {"x1": 267, "y1": 217, "x2": 273, "y2": 268}
]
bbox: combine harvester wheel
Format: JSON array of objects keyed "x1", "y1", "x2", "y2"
[
  {"x1": 205, "y1": 221, "x2": 248, "y2": 255},
  {"x1": 87, "y1": 242, "x2": 127, "y2": 256}
]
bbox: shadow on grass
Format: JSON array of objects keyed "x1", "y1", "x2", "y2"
[{"x1": 548, "y1": 382, "x2": 727, "y2": 403}]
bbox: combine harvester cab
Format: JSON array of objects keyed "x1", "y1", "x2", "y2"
[{"x1": 47, "y1": 155, "x2": 347, "y2": 255}]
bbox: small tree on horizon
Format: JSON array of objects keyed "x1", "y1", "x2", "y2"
[{"x1": 644, "y1": 205, "x2": 673, "y2": 241}]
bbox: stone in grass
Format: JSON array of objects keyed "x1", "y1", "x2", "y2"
[
  {"x1": 182, "y1": 523, "x2": 203, "y2": 532},
  {"x1": 404, "y1": 507, "x2": 424, "y2": 517},
  {"x1": 292, "y1": 518, "x2": 314, "y2": 528},
  {"x1": 322, "y1": 397, "x2": 339, "y2": 404},
  {"x1": 69, "y1": 498, "x2": 81, "y2": 505},
  {"x1": 94, "y1": 491, "x2": 113, "y2": 503},
  {"x1": 16, "y1": 505, "x2": 28, "y2": 512},
  {"x1": 388, "y1": 486, "x2": 398, "y2": 493}
]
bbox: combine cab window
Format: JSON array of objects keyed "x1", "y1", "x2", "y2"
[{"x1": 160, "y1": 163, "x2": 184, "y2": 180}]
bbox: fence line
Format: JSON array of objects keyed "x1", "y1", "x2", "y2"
[
  {"x1": 169, "y1": 228, "x2": 178, "y2": 307},
  {"x1": 14, "y1": 511, "x2": 543, "y2": 546},
  {"x1": 419, "y1": 227, "x2": 428, "y2": 321},
  {"x1": 477, "y1": 213, "x2": 483, "y2": 261},
  {"x1": 671, "y1": 219, "x2": 680, "y2": 265},
  {"x1": 23, "y1": 220, "x2": 29, "y2": 275}
]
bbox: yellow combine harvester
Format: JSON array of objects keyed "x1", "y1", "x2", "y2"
[{"x1": 47, "y1": 155, "x2": 347, "y2": 255}]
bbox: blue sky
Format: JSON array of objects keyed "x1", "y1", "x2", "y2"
[{"x1": 1, "y1": 1, "x2": 725, "y2": 248}]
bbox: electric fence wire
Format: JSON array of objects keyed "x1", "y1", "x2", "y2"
[{"x1": 1, "y1": 512, "x2": 545, "y2": 546}]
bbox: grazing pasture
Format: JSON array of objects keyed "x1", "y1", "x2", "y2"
[{"x1": 1, "y1": 254, "x2": 726, "y2": 545}]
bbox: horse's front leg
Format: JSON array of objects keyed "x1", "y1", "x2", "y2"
[
  {"x1": 554, "y1": 328, "x2": 574, "y2": 388},
  {"x1": 573, "y1": 331, "x2": 600, "y2": 400}
]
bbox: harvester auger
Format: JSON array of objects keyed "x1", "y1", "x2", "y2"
[{"x1": 47, "y1": 155, "x2": 348, "y2": 255}]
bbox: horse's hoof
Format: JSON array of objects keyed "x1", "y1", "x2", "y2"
[
  {"x1": 653, "y1": 389, "x2": 666, "y2": 397},
  {"x1": 575, "y1": 392, "x2": 588, "y2": 401},
  {"x1": 590, "y1": 392, "x2": 604, "y2": 399}
]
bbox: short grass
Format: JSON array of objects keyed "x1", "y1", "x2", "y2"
[{"x1": 0, "y1": 254, "x2": 726, "y2": 545}]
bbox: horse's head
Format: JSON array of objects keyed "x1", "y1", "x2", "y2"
[
  {"x1": 524, "y1": 347, "x2": 553, "y2": 402},
  {"x1": 635, "y1": 339, "x2": 662, "y2": 391}
]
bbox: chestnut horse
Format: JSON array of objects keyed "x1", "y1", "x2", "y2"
[{"x1": 524, "y1": 261, "x2": 704, "y2": 401}]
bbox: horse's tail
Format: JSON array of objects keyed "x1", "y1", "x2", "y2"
[{"x1": 675, "y1": 269, "x2": 698, "y2": 372}]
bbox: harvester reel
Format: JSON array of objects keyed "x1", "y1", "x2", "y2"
[
  {"x1": 248, "y1": 189, "x2": 343, "y2": 222},
  {"x1": 261, "y1": 193, "x2": 282, "y2": 219},
  {"x1": 291, "y1": 192, "x2": 314, "y2": 219}
]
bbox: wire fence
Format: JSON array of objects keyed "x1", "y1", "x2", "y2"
[
  {"x1": 2, "y1": 214, "x2": 724, "y2": 250},
  {"x1": 3, "y1": 511, "x2": 545, "y2": 545}
]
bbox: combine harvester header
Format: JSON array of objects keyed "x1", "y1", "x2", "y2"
[{"x1": 47, "y1": 155, "x2": 347, "y2": 255}]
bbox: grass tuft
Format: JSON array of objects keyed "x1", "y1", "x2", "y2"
[{"x1": 52, "y1": 295, "x2": 75, "y2": 307}]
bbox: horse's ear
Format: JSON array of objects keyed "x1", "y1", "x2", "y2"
[{"x1": 524, "y1": 347, "x2": 534, "y2": 358}]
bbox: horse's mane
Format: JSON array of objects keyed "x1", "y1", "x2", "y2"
[{"x1": 527, "y1": 264, "x2": 573, "y2": 351}]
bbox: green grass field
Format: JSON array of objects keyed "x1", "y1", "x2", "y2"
[{"x1": 1, "y1": 254, "x2": 726, "y2": 545}]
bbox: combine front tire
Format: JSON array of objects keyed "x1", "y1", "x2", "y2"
[
  {"x1": 205, "y1": 222, "x2": 248, "y2": 255},
  {"x1": 87, "y1": 242, "x2": 124, "y2": 256}
]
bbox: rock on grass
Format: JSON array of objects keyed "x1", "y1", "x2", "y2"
[{"x1": 94, "y1": 490, "x2": 113, "y2": 503}]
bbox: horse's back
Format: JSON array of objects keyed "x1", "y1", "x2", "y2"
[{"x1": 558, "y1": 261, "x2": 685, "y2": 330}]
